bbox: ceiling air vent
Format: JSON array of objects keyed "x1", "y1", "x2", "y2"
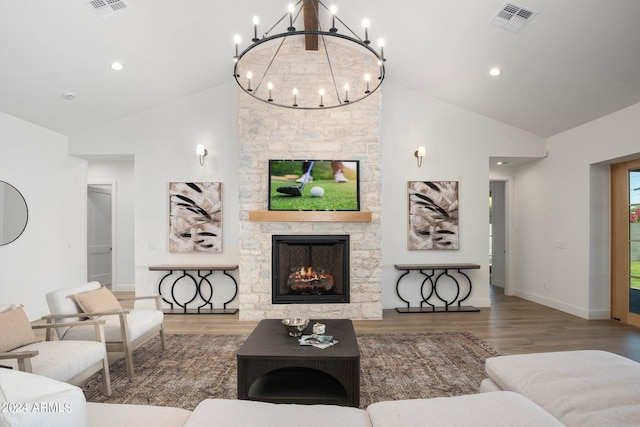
[
  {"x1": 84, "y1": 0, "x2": 131, "y2": 20},
  {"x1": 490, "y1": 2, "x2": 537, "y2": 32}
]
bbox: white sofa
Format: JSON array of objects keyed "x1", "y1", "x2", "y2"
[
  {"x1": 480, "y1": 350, "x2": 640, "y2": 427},
  {"x1": 1, "y1": 370, "x2": 560, "y2": 427},
  {"x1": 4, "y1": 350, "x2": 639, "y2": 426}
]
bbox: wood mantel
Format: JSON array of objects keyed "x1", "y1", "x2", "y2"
[{"x1": 248, "y1": 211, "x2": 372, "y2": 222}]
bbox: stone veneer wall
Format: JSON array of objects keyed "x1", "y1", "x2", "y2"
[{"x1": 237, "y1": 59, "x2": 383, "y2": 320}]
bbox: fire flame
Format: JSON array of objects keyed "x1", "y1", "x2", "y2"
[
  {"x1": 288, "y1": 267, "x2": 334, "y2": 290},
  {"x1": 289, "y1": 266, "x2": 334, "y2": 285}
]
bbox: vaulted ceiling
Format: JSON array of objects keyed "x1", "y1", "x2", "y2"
[{"x1": 1, "y1": 0, "x2": 639, "y2": 138}]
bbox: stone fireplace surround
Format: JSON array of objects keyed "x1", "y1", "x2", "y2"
[{"x1": 237, "y1": 42, "x2": 383, "y2": 320}]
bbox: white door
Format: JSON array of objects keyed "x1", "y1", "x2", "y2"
[
  {"x1": 88, "y1": 186, "x2": 112, "y2": 285},
  {"x1": 611, "y1": 158, "x2": 640, "y2": 326}
]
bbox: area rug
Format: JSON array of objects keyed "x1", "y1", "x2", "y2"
[{"x1": 82, "y1": 332, "x2": 502, "y2": 410}]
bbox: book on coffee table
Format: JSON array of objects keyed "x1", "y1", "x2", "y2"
[{"x1": 299, "y1": 335, "x2": 339, "y2": 349}]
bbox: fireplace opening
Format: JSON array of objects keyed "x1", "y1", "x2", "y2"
[{"x1": 272, "y1": 235, "x2": 349, "y2": 304}]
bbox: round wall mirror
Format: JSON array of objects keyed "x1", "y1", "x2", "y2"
[{"x1": 0, "y1": 181, "x2": 28, "y2": 246}]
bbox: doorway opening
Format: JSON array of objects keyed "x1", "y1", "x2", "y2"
[
  {"x1": 489, "y1": 181, "x2": 506, "y2": 290},
  {"x1": 87, "y1": 184, "x2": 113, "y2": 286}
]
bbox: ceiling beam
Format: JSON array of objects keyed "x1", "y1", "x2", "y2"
[{"x1": 303, "y1": 0, "x2": 319, "y2": 51}]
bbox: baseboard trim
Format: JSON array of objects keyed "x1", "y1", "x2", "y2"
[
  {"x1": 111, "y1": 284, "x2": 135, "y2": 292},
  {"x1": 513, "y1": 289, "x2": 611, "y2": 320}
]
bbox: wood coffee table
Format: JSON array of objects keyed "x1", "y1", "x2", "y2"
[{"x1": 237, "y1": 319, "x2": 360, "y2": 407}]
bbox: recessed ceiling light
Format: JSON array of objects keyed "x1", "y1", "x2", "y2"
[
  {"x1": 110, "y1": 62, "x2": 124, "y2": 71},
  {"x1": 489, "y1": 67, "x2": 502, "y2": 77},
  {"x1": 62, "y1": 92, "x2": 76, "y2": 100},
  {"x1": 497, "y1": 161, "x2": 508, "y2": 165}
]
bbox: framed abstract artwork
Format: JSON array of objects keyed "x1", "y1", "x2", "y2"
[
  {"x1": 408, "y1": 181, "x2": 459, "y2": 250},
  {"x1": 169, "y1": 182, "x2": 222, "y2": 252}
]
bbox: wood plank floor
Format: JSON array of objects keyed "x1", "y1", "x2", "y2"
[{"x1": 118, "y1": 286, "x2": 640, "y2": 362}]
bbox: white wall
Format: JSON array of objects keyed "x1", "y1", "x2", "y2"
[
  {"x1": 512, "y1": 102, "x2": 640, "y2": 319},
  {"x1": 380, "y1": 82, "x2": 546, "y2": 309},
  {"x1": 0, "y1": 111, "x2": 87, "y2": 320},
  {"x1": 69, "y1": 83, "x2": 239, "y2": 308},
  {"x1": 87, "y1": 159, "x2": 135, "y2": 290}
]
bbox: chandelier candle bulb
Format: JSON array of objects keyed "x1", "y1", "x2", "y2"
[
  {"x1": 233, "y1": 34, "x2": 241, "y2": 61},
  {"x1": 246, "y1": 71, "x2": 253, "y2": 92},
  {"x1": 330, "y1": 5, "x2": 337, "y2": 32},
  {"x1": 267, "y1": 82, "x2": 274, "y2": 102},
  {"x1": 319, "y1": 88, "x2": 325, "y2": 107},
  {"x1": 364, "y1": 73, "x2": 371, "y2": 93},
  {"x1": 344, "y1": 83, "x2": 350, "y2": 103},
  {"x1": 288, "y1": 3, "x2": 295, "y2": 31},
  {"x1": 293, "y1": 88, "x2": 298, "y2": 107},
  {"x1": 252, "y1": 16, "x2": 259, "y2": 42},
  {"x1": 378, "y1": 39, "x2": 385, "y2": 61},
  {"x1": 362, "y1": 18, "x2": 370, "y2": 44}
]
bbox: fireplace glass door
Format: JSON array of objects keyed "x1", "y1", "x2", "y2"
[{"x1": 272, "y1": 235, "x2": 349, "y2": 304}]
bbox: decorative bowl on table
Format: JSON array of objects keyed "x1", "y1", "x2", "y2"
[{"x1": 282, "y1": 318, "x2": 309, "y2": 337}]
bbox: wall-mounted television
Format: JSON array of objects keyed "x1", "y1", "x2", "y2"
[{"x1": 268, "y1": 160, "x2": 360, "y2": 211}]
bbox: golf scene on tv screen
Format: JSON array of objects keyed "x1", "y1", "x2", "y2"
[{"x1": 268, "y1": 160, "x2": 360, "y2": 211}]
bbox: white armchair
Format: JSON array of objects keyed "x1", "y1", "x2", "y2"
[
  {"x1": 0, "y1": 304, "x2": 111, "y2": 396},
  {"x1": 44, "y1": 282, "x2": 165, "y2": 378}
]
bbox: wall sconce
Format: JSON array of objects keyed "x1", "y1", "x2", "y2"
[
  {"x1": 196, "y1": 144, "x2": 208, "y2": 166},
  {"x1": 414, "y1": 146, "x2": 426, "y2": 167}
]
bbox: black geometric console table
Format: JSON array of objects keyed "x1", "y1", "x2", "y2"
[
  {"x1": 149, "y1": 265, "x2": 239, "y2": 314},
  {"x1": 394, "y1": 264, "x2": 481, "y2": 313}
]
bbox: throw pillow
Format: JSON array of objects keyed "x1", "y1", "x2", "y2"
[
  {"x1": 0, "y1": 306, "x2": 37, "y2": 352},
  {"x1": 72, "y1": 287, "x2": 122, "y2": 318}
]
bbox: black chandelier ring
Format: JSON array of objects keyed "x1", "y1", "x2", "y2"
[{"x1": 232, "y1": 0, "x2": 386, "y2": 110}]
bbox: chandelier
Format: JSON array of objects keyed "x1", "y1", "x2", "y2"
[{"x1": 233, "y1": 0, "x2": 386, "y2": 110}]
